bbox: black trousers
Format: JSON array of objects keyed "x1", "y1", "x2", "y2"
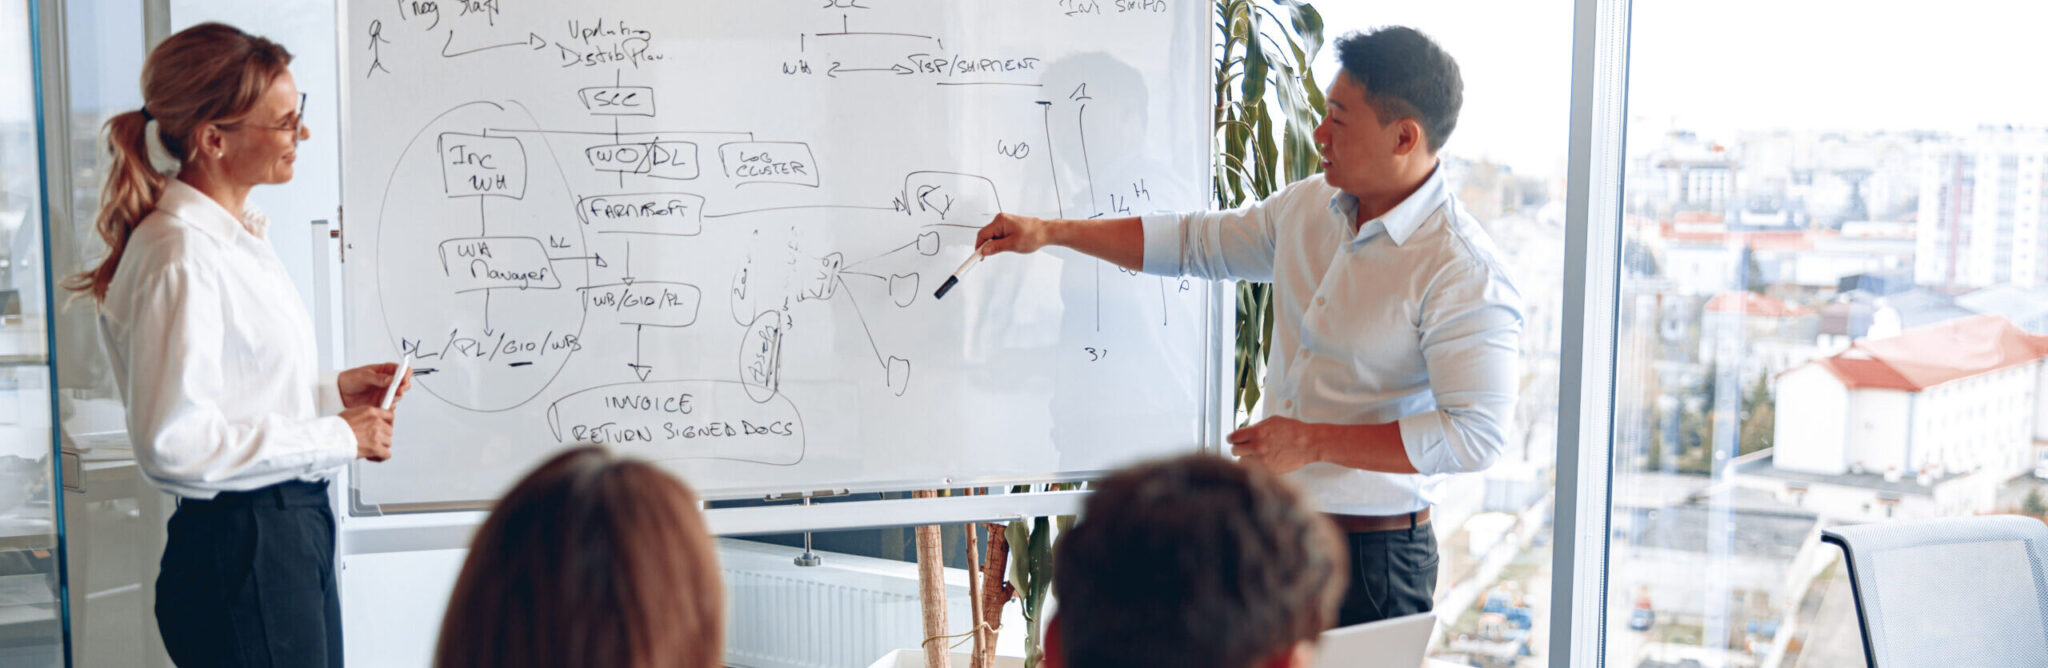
[
  {"x1": 156, "y1": 481, "x2": 343, "y2": 668},
  {"x1": 1335, "y1": 521, "x2": 1441, "y2": 627}
]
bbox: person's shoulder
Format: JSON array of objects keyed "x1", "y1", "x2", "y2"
[
  {"x1": 1245, "y1": 174, "x2": 1340, "y2": 219},
  {"x1": 1418, "y1": 195, "x2": 1501, "y2": 253},
  {"x1": 1415, "y1": 195, "x2": 1518, "y2": 288},
  {"x1": 107, "y1": 211, "x2": 224, "y2": 300},
  {"x1": 124, "y1": 209, "x2": 225, "y2": 268}
]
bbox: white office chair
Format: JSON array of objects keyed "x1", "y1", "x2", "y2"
[{"x1": 1821, "y1": 515, "x2": 2048, "y2": 667}]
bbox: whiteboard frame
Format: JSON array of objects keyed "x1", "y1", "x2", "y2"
[
  {"x1": 330, "y1": 0, "x2": 1229, "y2": 530},
  {"x1": 338, "y1": 489, "x2": 1102, "y2": 556}
]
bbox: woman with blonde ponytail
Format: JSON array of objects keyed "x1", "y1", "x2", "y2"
[{"x1": 71, "y1": 23, "x2": 409, "y2": 667}]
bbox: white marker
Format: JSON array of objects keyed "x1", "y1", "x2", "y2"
[
  {"x1": 380, "y1": 354, "x2": 413, "y2": 410},
  {"x1": 932, "y1": 243, "x2": 988, "y2": 300}
]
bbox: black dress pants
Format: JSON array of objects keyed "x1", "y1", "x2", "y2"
[
  {"x1": 156, "y1": 480, "x2": 342, "y2": 668},
  {"x1": 1335, "y1": 521, "x2": 1441, "y2": 627}
]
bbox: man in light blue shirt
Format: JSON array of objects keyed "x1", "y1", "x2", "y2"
[{"x1": 975, "y1": 26, "x2": 1522, "y2": 626}]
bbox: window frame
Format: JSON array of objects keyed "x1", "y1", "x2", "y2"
[{"x1": 1551, "y1": 0, "x2": 1633, "y2": 666}]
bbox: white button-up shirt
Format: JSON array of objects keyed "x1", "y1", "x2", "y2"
[
  {"x1": 99, "y1": 179, "x2": 355, "y2": 499},
  {"x1": 1142, "y1": 168, "x2": 1523, "y2": 515}
]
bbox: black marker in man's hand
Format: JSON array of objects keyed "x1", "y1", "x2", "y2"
[{"x1": 933, "y1": 243, "x2": 989, "y2": 300}]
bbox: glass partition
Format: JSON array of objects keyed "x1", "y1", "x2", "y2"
[
  {"x1": 0, "y1": 0, "x2": 67, "y2": 664},
  {"x1": 42, "y1": 1, "x2": 163, "y2": 667}
]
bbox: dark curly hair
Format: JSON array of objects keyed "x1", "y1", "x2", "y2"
[{"x1": 1053, "y1": 454, "x2": 1347, "y2": 668}]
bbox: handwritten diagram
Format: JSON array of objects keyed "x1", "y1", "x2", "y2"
[{"x1": 343, "y1": 0, "x2": 1215, "y2": 505}]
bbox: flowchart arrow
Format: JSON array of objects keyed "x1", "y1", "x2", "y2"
[
  {"x1": 547, "y1": 253, "x2": 608, "y2": 268},
  {"x1": 826, "y1": 62, "x2": 915, "y2": 78},
  {"x1": 442, "y1": 31, "x2": 547, "y2": 58},
  {"x1": 621, "y1": 243, "x2": 636, "y2": 285},
  {"x1": 626, "y1": 325, "x2": 653, "y2": 381}
]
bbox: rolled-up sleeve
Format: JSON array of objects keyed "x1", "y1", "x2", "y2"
[
  {"x1": 120, "y1": 263, "x2": 357, "y2": 491},
  {"x1": 315, "y1": 371, "x2": 344, "y2": 416},
  {"x1": 1139, "y1": 189, "x2": 1287, "y2": 281},
  {"x1": 1397, "y1": 258, "x2": 1524, "y2": 476}
]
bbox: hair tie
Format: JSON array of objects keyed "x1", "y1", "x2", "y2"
[
  {"x1": 139, "y1": 107, "x2": 153, "y2": 122},
  {"x1": 141, "y1": 118, "x2": 181, "y2": 177}
]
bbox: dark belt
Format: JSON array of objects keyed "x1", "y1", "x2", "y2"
[
  {"x1": 1326, "y1": 507, "x2": 1431, "y2": 533},
  {"x1": 177, "y1": 480, "x2": 330, "y2": 510}
]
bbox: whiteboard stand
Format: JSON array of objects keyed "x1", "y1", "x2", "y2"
[
  {"x1": 336, "y1": 486, "x2": 1097, "y2": 557},
  {"x1": 763, "y1": 489, "x2": 847, "y2": 567}
]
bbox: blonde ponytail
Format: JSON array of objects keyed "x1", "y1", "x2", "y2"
[
  {"x1": 62, "y1": 110, "x2": 169, "y2": 301},
  {"x1": 63, "y1": 22, "x2": 292, "y2": 302}
]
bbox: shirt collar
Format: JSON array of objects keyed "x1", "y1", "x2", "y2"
[
  {"x1": 158, "y1": 179, "x2": 270, "y2": 241},
  {"x1": 1326, "y1": 162, "x2": 1449, "y2": 247}
]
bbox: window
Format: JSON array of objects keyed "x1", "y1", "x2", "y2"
[{"x1": 1605, "y1": 1, "x2": 2048, "y2": 665}]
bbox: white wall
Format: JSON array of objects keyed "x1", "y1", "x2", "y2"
[
  {"x1": 1918, "y1": 365, "x2": 2038, "y2": 476},
  {"x1": 337, "y1": 548, "x2": 466, "y2": 667},
  {"x1": 1844, "y1": 389, "x2": 1911, "y2": 476},
  {"x1": 1773, "y1": 365, "x2": 1849, "y2": 475},
  {"x1": 2033, "y1": 359, "x2": 2048, "y2": 442}
]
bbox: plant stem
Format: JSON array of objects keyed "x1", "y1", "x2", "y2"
[{"x1": 915, "y1": 490, "x2": 950, "y2": 668}]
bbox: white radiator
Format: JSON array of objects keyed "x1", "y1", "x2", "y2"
[{"x1": 720, "y1": 539, "x2": 981, "y2": 668}]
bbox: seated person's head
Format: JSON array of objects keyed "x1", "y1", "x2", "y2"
[
  {"x1": 435, "y1": 446, "x2": 721, "y2": 668},
  {"x1": 1051, "y1": 454, "x2": 1346, "y2": 668}
]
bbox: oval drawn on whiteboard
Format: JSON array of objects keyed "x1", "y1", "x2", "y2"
[
  {"x1": 740, "y1": 310, "x2": 786, "y2": 404},
  {"x1": 374, "y1": 101, "x2": 589, "y2": 413}
]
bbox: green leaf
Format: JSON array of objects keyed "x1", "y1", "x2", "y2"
[
  {"x1": 1281, "y1": 92, "x2": 1318, "y2": 181},
  {"x1": 1281, "y1": 13, "x2": 1327, "y2": 120},
  {"x1": 1028, "y1": 515, "x2": 1054, "y2": 609},
  {"x1": 1253, "y1": 103, "x2": 1279, "y2": 194},
  {"x1": 1217, "y1": 0, "x2": 1323, "y2": 427},
  {"x1": 1306, "y1": 68, "x2": 1326, "y2": 114},
  {"x1": 1241, "y1": 17, "x2": 1269, "y2": 106},
  {"x1": 1269, "y1": 54, "x2": 1320, "y2": 183},
  {"x1": 1282, "y1": 1, "x2": 1324, "y2": 61},
  {"x1": 1253, "y1": 285, "x2": 1271, "y2": 337},
  {"x1": 1006, "y1": 520, "x2": 1030, "y2": 600}
]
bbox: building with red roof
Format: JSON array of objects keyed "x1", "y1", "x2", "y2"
[{"x1": 1773, "y1": 314, "x2": 2048, "y2": 486}]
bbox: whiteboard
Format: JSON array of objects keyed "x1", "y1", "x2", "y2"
[{"x1": 338, "y1": 0, "x2": 1221, "y2": 510}]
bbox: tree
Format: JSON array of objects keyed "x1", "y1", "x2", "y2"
[
  {"x1": 1677, "y1": 409, "x2": 1713, "y2": 474},
  {"x1": 1738, "y1": 372, "x2": 1775, "y2": 456},
  {"x1": 1694, "y1": 364, "x2": 1721, "y2": 410},
  {"x1": 1743, "y1": 251, "x2": 1768, "y2": 296},
  {"x1": 1646, "y1": 416, "x2": 1666, "y2": 471},
  {"x1": 2025, "y1": 488, "x2": 2046, "y2": 518}
]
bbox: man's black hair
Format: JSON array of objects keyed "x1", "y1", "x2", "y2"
[{"x1": 1334, "y1": 26, "x2": 1463, "y2": 153}]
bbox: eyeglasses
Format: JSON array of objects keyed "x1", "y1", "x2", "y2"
[{"x1": 220, "y1": 92, "x2": 307, "y2": 136}]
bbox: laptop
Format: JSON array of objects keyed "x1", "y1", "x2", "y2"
[{"x1": 1313, "y1": 611, "x2": 1437, "y2": 668}]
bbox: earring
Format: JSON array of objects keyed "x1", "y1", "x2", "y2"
[{"x1": 217, "y1": 151, "x2": 224, "y2": 159}]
